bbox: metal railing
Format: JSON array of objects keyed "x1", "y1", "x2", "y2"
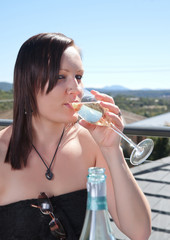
[
  {"x1": 1, "y1": 118, "x2": 170, "y2": 137},
  {"x1": 124, "y1": 125, "x2": 170, "y2": 137},
  {"x1": 0, "y1": 119, "x2": 13, "y2": 127}
]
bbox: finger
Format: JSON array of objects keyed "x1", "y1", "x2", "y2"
[
  {"x1": 79, "y1": 119, "x2": 96, "y2": 131},
  {"x1": 105, "y1": 111, "x2": 124, "y2": 130},
  {"x1": 91, "y1": 90, "x2": 115, "y2": 104},
  {"x1": 100, "y1": 101, "x2": 121, "y2": 116}
]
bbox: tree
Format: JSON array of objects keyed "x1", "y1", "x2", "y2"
[{"x1": 150, "y1": 137, "x2": 170, "y2": 160}]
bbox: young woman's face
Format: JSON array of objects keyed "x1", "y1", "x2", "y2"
[{"x1": 35, "y1": 46, "x2": 84, "y2": 124}]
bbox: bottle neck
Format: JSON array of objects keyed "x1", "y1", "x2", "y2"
[{"x1": 87, "y1": 179, "x2": 108, "y2": 211}]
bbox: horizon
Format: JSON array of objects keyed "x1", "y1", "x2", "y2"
[
  {"x1": 1, "y1": 81, "x2": 170, "y2": 91},
  {"x1": 0, "y1": 1, "x2": 170, "y2": 90}
]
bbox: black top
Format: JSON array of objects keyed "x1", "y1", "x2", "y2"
[{"x1": 0, "y1": 189, "x2": 87, "y2": 240}]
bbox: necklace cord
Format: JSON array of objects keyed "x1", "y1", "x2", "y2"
[{"x1": 32, "y1": 127, "x2": 65, "y2": 172}]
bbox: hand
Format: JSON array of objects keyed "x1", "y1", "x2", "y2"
[{"x1": 79, "y1": 90, "x2": 124, "y2": 148}]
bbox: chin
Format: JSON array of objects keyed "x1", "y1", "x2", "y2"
[{"x1": 64, "y1": 114, "x2": 79, "y2": 124}]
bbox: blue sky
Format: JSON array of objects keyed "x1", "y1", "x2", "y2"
[{"x1": 0, "y1": 0, "x2": 170, "y2": 90}]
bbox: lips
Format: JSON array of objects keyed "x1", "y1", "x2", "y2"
[
  {"x1": 64, "y1": 103, "x2": 72, "y2": 109},
  {"x1": 64, "y1": 101, "x2": 78, "y2": 110}
]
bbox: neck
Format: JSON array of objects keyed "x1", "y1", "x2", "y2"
[{"x1": 32, "y1": 115, "x2": 66, "y2": 148}]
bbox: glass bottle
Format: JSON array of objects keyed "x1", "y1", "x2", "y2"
[{"x1": 79, "y1": 167, "x2": 116, "y2": 240}]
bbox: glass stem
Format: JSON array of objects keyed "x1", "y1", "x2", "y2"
[{"x1": 109, "y1": 123, "x2": 142, "y2": 153}]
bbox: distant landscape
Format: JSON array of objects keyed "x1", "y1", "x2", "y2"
[
  {"x1": 1, "y1": 81, "x2": 170, "y2": 99},
  {"x1": 87, "y1": 85, "x2": 170, "y2": 99},
  {"x1": 0, "y1": 81, "x2": 170, "y2": 160},
  {"x1": 0, "y1": 81, "x2": 170, "y2": 118}
]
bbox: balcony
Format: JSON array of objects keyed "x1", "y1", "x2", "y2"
[
  {"x1": 0, "y1": 119, "x2": 170, "y2": 240},
  {"x1": 112, "y1": 156, "x2": 170, "y2": 240}
]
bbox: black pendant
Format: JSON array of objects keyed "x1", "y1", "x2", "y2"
[{"x1": 45, "y1": 169, "x2": 53, "y2": 180}]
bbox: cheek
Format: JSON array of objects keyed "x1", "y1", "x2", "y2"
[
  {"x1": 36, "y1": 86, "x2": 68, "y2": 119},
  {"x1": 37, "y1": 89, "x2": 60, "y2": 105},
  {"x1": 36, "y1": 93, "x2": 53, "y2": 114},
  {"x1": 37, "y1": 91, "x2": 64, "y2": 117}
]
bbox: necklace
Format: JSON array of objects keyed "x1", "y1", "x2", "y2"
[{"x1": 32, "y1": 127, "x2": 65, "y2": 180}]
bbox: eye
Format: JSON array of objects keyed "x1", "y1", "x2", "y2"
[
  {"x1": 58, "y1": 75, "x2": 65, "y2": 80},
  {"x1": 75, "y1": 75, "x2": 83, "y2": 82}
]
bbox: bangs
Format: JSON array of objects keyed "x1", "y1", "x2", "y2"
[{"x1": 38, "y1": 34, "x2": 74, "y2": 94}]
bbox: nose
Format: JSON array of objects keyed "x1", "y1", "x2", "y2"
[
  {"x1": 67, "y1": 86, "x2": 83, "y2": 97},
  {"x1": 66, "y1": 77, "x2": 83, "y2": 97}
]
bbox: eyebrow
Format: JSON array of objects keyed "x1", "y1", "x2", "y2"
[
  {"x1": 59, "y1": 69, "x2": 69, "y2": 72},
  {"x1": 59, "y1": 69, "x2": 84, "y2": 73}
]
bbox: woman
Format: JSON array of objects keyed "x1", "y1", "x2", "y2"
[{"x1": 0, "y1": 33, "x2": 151, "y2": 239}]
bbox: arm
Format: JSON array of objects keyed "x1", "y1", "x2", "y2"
[
  {"x1": 79, "y1": 91, "x2": 151, "y2": 240},
  {"x1": 101, "y1": 146, "x2": 151, "y2": 240}
]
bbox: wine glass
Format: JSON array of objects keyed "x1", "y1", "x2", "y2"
[{"x1": 72, "y1": 88, "x2": 154, "y2": 165}]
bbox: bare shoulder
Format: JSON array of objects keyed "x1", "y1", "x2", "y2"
[
  {"x1": 0, "y1": 126, "x2": 12, "y2": 162},
  {"x1": 73, "y1": 123, "x2": 103, "y2": 157},
  {"x1": 74, "y1": 123, "x2": 97, "y2": 144}
]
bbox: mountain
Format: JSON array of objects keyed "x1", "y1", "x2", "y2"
[
  {"x1": 103, "y1": 85, "x2": 130, "y2": 91},
  {"x1": 87, "y1": 85, "x2": 170, "y2": 98},
  {"x1": 0, "y1": 82, "x2": 13, "y2": 91}
]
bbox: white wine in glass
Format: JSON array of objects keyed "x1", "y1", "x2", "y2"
[{"x1": 72, "y1": 89, "x2": 154, "y2": 165}]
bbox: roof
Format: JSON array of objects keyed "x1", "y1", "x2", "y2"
[
  {"x1": 127, "y1": 112, "x2": 170, "y2": 127},
  {"x1": 121, "y1": 109, "x2": 146, "y2": 125},
  {"x1": 111, "y1": 156, "x2": 170, "y2": 240}
]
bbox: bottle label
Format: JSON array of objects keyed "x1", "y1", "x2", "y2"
[{"x1": 87, "y1": 196, "x2": 108, "y2": 210}]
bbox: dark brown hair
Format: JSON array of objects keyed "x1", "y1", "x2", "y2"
[{"x1": 5, "y1": 33, "x2": 75, "y2": 169}]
